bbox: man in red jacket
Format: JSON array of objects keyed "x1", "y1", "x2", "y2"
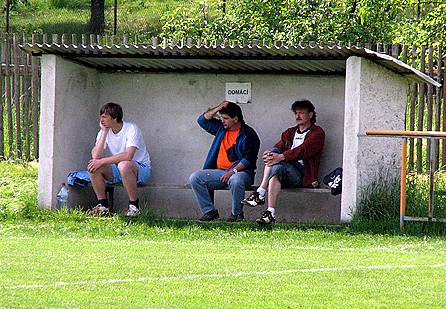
[{"x1": 242, "y1": 100, "x2": 325, "y2": 224}]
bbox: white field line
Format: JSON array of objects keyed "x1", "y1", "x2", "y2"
[
  {"x1": 2, "y1": 263, "x2": 446, "y2": 291},
  {"x1": 2, "y1": 236, "x2": 446, "y2": 255}
]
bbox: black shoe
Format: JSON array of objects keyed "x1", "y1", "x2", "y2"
[
  {"x1": 226, "y1": 212, "x2": 244, "y2": 222},
  {"x1": 241, "y1": 191, "x2": 265, "y2": 207},
  {"x1": 199, "y1": 209, "x2": 219, "y2": 221},
  {"x1": 256, "y1": 210, "x2": 275, "y2": 225}
]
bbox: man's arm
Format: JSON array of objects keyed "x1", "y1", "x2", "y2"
[
  {"x1": 265, "y1": 128, "x2": 325, "y2": 166},
  {"x1": 204, "y1": 101, "x2": 229, "y2": 120},
  {"x1": 220, "y1": 161, "x2": 246, "y2": 183},
  {"x1": 91, "y1": 125, "x2": 109, "y2": 159},
  {"x1": 198, "y1": 101, "x2": 229, "y2": 135},
  {"x1": 88, "y1": 146, "x2": 137, "y2": 173}
]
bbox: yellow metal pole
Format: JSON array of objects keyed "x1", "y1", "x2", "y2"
[{"x1": 400, "y1": 138, "x2": 408, "y2": 231}]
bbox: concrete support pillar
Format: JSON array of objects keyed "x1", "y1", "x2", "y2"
[
  {"x1": 341, "y1": 57, "x2": 409, "y2": 222},
  {"x1": 38, "y1": 55, "x2": 99, "y2": 208}
]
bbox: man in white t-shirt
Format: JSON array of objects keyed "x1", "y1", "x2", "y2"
[
  {"x1": 87, "y1": 102, "x2": 151, "y2": 217},
  {"x1": 241, "y1": 100, "x2": 325, "y2": 225}
]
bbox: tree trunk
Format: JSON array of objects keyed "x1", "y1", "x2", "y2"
[{"x1": 90, "y1": 0, "x2": 105, "y2": 34}]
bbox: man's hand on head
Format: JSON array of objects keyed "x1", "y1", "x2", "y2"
[
  {"x1": 88, "y1": 158, "x2": 104, "y2": 173},
  {"x1": 218, "y1": 101, "x2": 229, "y2": 110}
]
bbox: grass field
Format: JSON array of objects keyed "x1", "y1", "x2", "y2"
[
  {"x1": 1, "y1": 162, "x2": 446, "y2": 307},
  {"x1": 2, "y1": 220, "x2": 446, "y2": 307}
]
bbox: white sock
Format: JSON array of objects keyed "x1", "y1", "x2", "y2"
[
  {"x1": 267, "y1": 207, "x2": 275, "y2": 217},
  {"x1": 256, "y1": 187, "x2": 267, "y2": 197}
]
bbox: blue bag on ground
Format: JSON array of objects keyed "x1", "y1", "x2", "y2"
[{"x1": 67, "y1": 170, "x2": 91, "y2": 188}]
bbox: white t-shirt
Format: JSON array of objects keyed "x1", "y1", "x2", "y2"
[
  {"x1": 291, "y1": 129, "x2": 309, "y2": 165},
  {"x1": 96, "y1": 121, "x2": 151, "y2": 166}
]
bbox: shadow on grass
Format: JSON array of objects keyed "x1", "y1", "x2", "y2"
[
  {"x1": 115, "y1": 207, "x2": 346, "y2": 233},
  {"x1": 5, "y1": 200, "x2": 446, "y2": 237}
]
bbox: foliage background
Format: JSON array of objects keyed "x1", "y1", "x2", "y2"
[{"x1": 1, "y1": 0, "x2": 446, "y2": 45}]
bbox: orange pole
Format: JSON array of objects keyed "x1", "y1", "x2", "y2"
[
  {"x1": 400, "y1": 138, "x2": 408, "y2": 231},
  {"x1": 367, "y1": 130, "x2": 446, "y2": 138},
  {"x1": 443, "y1": 57, "x2": 446, "y2": 168}
]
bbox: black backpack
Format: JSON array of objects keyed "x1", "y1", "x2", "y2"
[{"x1": 323, "y1": 167, "x2": 342, "y2": 195}]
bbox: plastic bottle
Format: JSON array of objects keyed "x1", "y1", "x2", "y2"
[{"x1": 56, "y1": 183, "x2": 69, "y2": 209}]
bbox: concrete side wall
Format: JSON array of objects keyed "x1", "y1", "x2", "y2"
[
  {"x1": 38, "y1": 55, "x2": 99, "y2": 208},
  {"x1": 98, "y1": 73, "x2": 345, "y2": 187},
  {"x1": 341, "y1": 57, "x2": 408, "y2": 222}
]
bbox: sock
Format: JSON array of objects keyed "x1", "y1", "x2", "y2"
[
  {"x1": 98, "y1": 199, "x2": 108, "y2": 208},
  {"x1": 267, "y1": 207, "x2": 275, "y2": 217},
  {"x1": 129, "y1": 198, "x2": 139, "y2": 208},
  {"x1": 256, "y1": 187, "x2": 267, "y2": 197}
]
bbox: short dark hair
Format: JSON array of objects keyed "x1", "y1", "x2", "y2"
[
  {"x1": 100, "y1": 102, "x2": 123, "y2": 123},
  {"x1": 291, "y1": 99, "x2": 316, "y2": 124},
  {"x1": 220, "y1": 102, "x2": 244, "y2": 124}
]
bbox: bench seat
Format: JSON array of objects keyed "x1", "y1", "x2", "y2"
[{"x1": 78, "y1": 183, "x2": 340, "y2": 223}]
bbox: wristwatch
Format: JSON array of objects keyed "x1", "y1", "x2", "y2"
[{"x1": 232, "y1": 168, "x2": 238, "y2": 174}]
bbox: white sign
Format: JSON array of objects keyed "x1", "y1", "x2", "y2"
[{"x1": 225, "y1": 82, "x2": 252, "y2": 104}]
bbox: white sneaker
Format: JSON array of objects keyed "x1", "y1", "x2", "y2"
[
  {"x1": 88, "y1": 204, "x2": 110, "y2": 216},
  {"x1": 125, "y1": 204, "x2": 141, "y2": 217}
]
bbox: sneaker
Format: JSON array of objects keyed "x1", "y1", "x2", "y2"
[
  {"x1": 88, "y1": 204, "x2": 110, "y2": 216},
  {"x1": 241, "y1": 191, "x2": 265, "y2": 207},
  {"x1": 256, "y1": 210, "x2": 275, "y2": 225},
  {"x1": 226, "y1": 212, "x2": 244, "y2": 222},
  {"x1": 199, "y1": 209, "x2": 219, "y2": 221},
  {"x1": 125, "y1": 204, "x2": 141, "y2": 217}
]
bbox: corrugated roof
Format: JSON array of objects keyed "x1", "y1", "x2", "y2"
[{"x1": 21, "y1": 42, "x2": 440, "y2": 87}]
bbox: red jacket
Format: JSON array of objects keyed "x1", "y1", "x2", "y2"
[{"x1": 272, "y1": 125, "x2": 325, "y2": 187}]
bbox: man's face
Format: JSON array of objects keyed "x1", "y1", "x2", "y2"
[
  {"x1": 100, "y1": 113, "x2": 116, "y2": 128},
  {"x1": 220, "y1": 114, "x2": 239, "y2": 130},
  {"x1": 294, "y1": 108, "x2": 313, "y2": 127}
]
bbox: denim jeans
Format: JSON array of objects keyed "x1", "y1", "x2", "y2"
[
  {"x1": 189, "y1": 169, "x2": 253, "y2": 216},
  {"x1": 268, "y1": 162, "x2": 303, "y2": 188}
]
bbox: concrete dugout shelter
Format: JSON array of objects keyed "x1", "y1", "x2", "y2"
[{"x1": 22, "y1": 41, "x2": 440, "y2": 223}]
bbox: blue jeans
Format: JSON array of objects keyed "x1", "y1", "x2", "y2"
[{"x1": 189, "y1": 169, "x2": 253, "y2": 216}]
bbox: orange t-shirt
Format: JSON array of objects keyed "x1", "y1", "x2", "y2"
[{"x1": 216, "y1": 129, "x2": 240, "y2": 170}]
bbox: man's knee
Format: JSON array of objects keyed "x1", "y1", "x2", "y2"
[
  {"x1": 88, "y1": 165, "x2": 104, "y2": 177},
  {"x1": 228, "y1": 174, "x2": 246, "y2": 188},
  {"x1": 117, "y1": 161, "x2": 135, "y2": 175},
  {"x1": 189, "y1": 171, "x2": 202, "y2": 186},
  {"x1": 270, "y1": 164, "x2": 286, "y2": 177}
]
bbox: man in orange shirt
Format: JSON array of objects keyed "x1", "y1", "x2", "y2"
[{"x1": 189, "y1": 101, "x2": 260, "y2": 222}]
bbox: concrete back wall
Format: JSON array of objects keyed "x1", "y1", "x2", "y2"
[{"x1": 98, "y1": 73, "x2": 345, "y2": 186}]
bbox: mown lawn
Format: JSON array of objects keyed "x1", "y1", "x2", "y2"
[{"x1": 1, "y1": 162, "x2": 446, "y2": 307}]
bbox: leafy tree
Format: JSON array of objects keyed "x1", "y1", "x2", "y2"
[{"x1": 160, "y1": 0, "x2": 446, "y2": 45}]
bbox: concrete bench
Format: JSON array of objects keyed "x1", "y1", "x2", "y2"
[{"x1": 92, "y1": 183, "x2": 341, "y2": 224}]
